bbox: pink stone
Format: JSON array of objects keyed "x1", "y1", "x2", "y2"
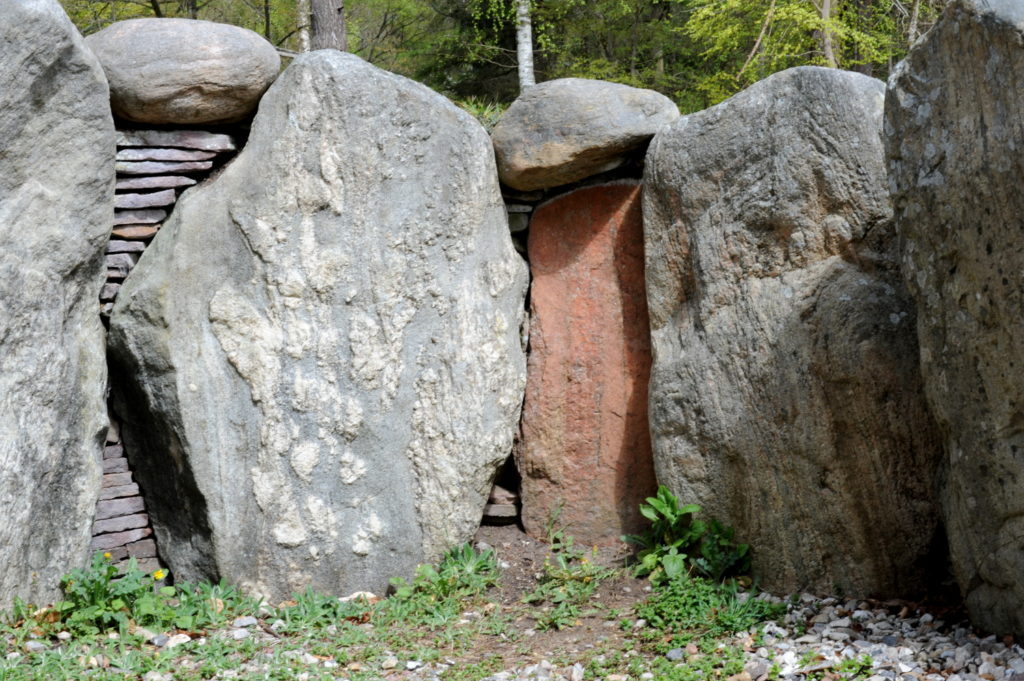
[
  {"x1": 98, "y1": 483, "x2": 140, "y2": 501},
  {"x1": 102, "y1": 457, "x2": 129, "y2": 474},
  {"x1": 515, "y1": 181, "x2": 656, "y2": 545},
  {"x1": 102, "y1": 472, "x2": 133, "y2": 487}
]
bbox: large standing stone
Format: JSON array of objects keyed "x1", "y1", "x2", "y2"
[
  {"x1": 492, "y1": 79, "x2": 679, "y2": 191},
  {"x1": 516, "y1": 181, "x2": 656, "y2": 545},
  {"x1": 109, "y1": 51, "x2": 528, "y2": 601},
  {"x1": 644, "y1": 66, "x2": 942, "y2": 596},
  {"x1": 0, "y1": 0, "x2": 113, "y2": 606},
  {"x1": 886, "y1": 0, "x2": 1024, "y2": 635},
  {"x1": 85, "y1": 18, "x2": 280, "y2": 125}
]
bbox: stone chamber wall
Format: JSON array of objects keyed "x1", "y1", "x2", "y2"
[{"x1": 8, "y1": 0, "x2": 1024, "y2": 638}]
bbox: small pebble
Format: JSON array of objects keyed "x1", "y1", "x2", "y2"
[{"x1": 233, "y1": 616, "x2": 258, "y2": 628}]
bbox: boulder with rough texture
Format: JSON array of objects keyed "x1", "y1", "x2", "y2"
[
  {"x1": 492, "y1": 79, "x2": 678, "y2": 191},
  {"x1": 86, "y1": 18, "x2": 280, "y2": 125},
  {"x1": 0, "y1": 0, "x2": 113, "y2": 606},
  {"x1": 109, "y1": 51, "x2": 528, "y2": 601},
  {"x1": 644, "y1": 66, "x2": 942, "y2": 597},
  {"x1": 516, "y1": 181, "x2": 656, "y2": 545},
  {"x1": 886, "y1": 0, "x2": 1024, "y2": 635}
]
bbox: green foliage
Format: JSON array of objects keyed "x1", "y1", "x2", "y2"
[
  {"x1": 54, "y1": 553, "x2": 171, "y2": 635},
  {"x1": 389, "y1": 542, "x2": 500, "y2": 603},
  {"x1": 624, "y1": 485, "x2": 750, "y2": 584},
  {"x1": 636, "y1": 575, "x2": 784, "y2": 639},
  {"x1": 46, "y1": 553, "x2": 259, "y2": 637},
  {"x1": 522, "y1": 538, "x2": 617, "y2": 631},
  {"x1": 57, "y1": 0, "x2": 946, "y2": 112},
  {"x1": 453, "y1": 96, "x2": 508, "y2": 132}
]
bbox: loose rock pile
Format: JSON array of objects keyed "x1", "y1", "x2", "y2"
[
  {"x1": 469, "y1": 596, "x2": 1024, "y2": 681},
  {"x1": 101, "y1": 129, "x2": 238, "y2": 320}
]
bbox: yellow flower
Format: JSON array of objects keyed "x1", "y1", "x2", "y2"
[
  {"x1": 153, "y1": 569, "x2": 167, "y2": 580},
  {"x1": 103, "y1": 552, "x2": 111, "y2": 560}
]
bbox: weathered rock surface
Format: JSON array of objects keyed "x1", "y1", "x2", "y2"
[
  {"x1": 109, "y1": 51, "x2": 528, "y2": 600},
  {"x1": 86, "y1": 18, "x2": 279, "y2": 125},
  {"x1": 516, "y1": 181, "x2": 656, "y2": 545},
  {"x1": 0, "y1": 0, "x2": 113, "y2": 606},
  {"x1": 644, "y1": 66, "x2": 942, "y2": 597},
  {"x1": 492, "y1": 79, "x2": 678, "y2": 191},
  {"x1": 885, "y1": 0, "x2": 1024, "y2": 635}
]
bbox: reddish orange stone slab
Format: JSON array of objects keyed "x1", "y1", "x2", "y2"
[{"x1": 516, "y1": 181, "x2": 656, "y2": 545}]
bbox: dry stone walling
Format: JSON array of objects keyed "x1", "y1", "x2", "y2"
[
  {"x1": 92, "y1": 129, "x2": 241, "y2": 575},
  {"x1": 886, "y1": 0, "x2": 1024, "y2": 635},
  {"x1": 108, "y1": 50, "x2": 528, "y2": 602},
  {"x1": 0, "y1": 0, "x2": 113, "y2": 607},
  {"x1": 644, "y1": 66, "x2": 944, "y2": 597},
  {"x1": 102, "y1": 130, "x2": 239, "y2": 320}
]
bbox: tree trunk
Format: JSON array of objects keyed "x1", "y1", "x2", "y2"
[
  {"x1": 263, "y1": 0, "x2": 272, "y2": 41},
  {"x1": 180, "y1": 0, "x2": 198, "y2": 19},
  {"x1": 907, "y1": 0, "x2": 921, "y2": 46},
  {"x1": 516, "y1": 0, "x2": 535, "y2": 91},
  {"x1": 820, "y1": 0, "x2": 837, "y2": 68},
  {"x1": 297, "y1": 0, "x2": 311, "y2": 52},
  {"x1": 311, "y1": 0, "x2": 347, "y2": 51}
]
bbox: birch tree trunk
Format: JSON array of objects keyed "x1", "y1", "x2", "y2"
[
  {"x1": 297, "y1": 0, "x2": 311, "y2": 52},
  {"x1": 311, "y1": 0, "x2": 347, "y2": 51},
  {"x1": 516, "y1": 0, "x2": 535, "y2": 91},
  {"x1": 820, "y1": 0, "x2": 837, "y2": 67},
  {"x1": 907, "y1": 0, "x2": 921, "y2": 46}
]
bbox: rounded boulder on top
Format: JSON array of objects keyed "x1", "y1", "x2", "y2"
[{"x1": 86, "y1": 18, "x2": 280, "y2": 125}]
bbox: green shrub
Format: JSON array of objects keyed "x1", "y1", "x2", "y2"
[
  {"x1": 51, "y1": 553, "x2": 259, "y2": 637},
  {"x1": 624, "y1": 486, "x2": 750, "y2": 584}
]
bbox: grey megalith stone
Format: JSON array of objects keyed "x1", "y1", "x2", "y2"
[
  {"x1": 109, "y1": 51, "x2": 528, "y2": 601},
  {"x1": 644, "y1": 66, "x2": 943, "y2": 597},
  {"x1": 886, "y1": 0, "x2": 1024, "y2": 635},
  {"x1": 0, "y1": 0, "x2": 114, "y2": 605}
]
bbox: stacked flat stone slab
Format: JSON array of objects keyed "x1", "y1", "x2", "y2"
[
  {"x1": 91, "y1": 414, "x2": 162, "y2": 574},
  {"x1": 101, "y1": 129, "x2": 237, "y2": 319}
]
